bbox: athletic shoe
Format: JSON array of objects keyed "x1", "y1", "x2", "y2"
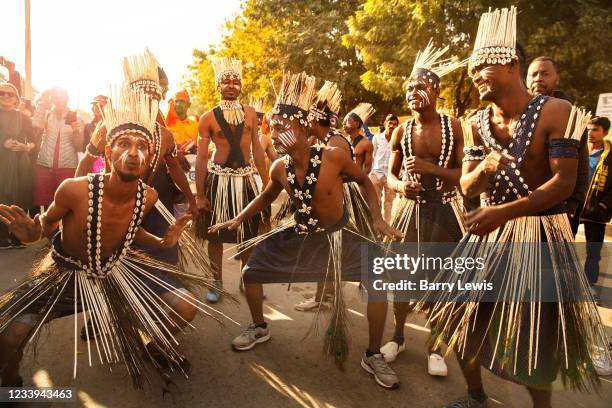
[
  {"x1": 206, "y1": 281, "x2": 222, "y2": 304},
  {"x1": 380, "y1": 340, "x2": 405, "y2": 363},
  {"x1": 294, "y1": 298, "x2": 330, "y2": 312},
  {"x1": 232, "y1": 324, "x2": 271, "y2": 351},
  {"x1": 428, "y1": 352, "x2": 448, "y2": 376},
  {"x1": 361, "y1": 353, "x2": 400, "y2": 389},
  {"x1": 443, "y1": 395, "x2": 488, "y2": 407},
  {"x1": 593, "y1": 349, "x2": 612, "y2": 376}
]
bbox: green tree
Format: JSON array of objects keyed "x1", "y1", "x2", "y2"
[
  {"x1": 344, "y1": 0, "x2": 612, "y2": 116},
  {"x1": 184, "y1": 0, "x2": 400, "y2": 122}
]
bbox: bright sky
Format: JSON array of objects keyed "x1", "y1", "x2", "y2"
[{"x1": 1, "y1": 0, "x2": 242, "y2": 112}]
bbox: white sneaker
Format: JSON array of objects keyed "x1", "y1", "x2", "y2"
[
  {"x1": 294, "y1": 299, "x2": 330, "y2": 312},
  {"x1": 380, "y1": 340, "x2": 406, "y2": 363},
  {"x1": 232, "y1": 324, "x2": 271, "y2": 351},
  {"x1": 428, "y1": 352, "x2": 448, "y2": 376},
  {"x1": 593, "y1": 349, "x2": 612, "y2": 376}
]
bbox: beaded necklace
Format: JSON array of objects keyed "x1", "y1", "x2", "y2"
[
  {"x1": 285, "y1": 145, "x2": 325, "y2": 234},
  {"x1": 403, "y1": 114, "x2": 454, "y2": 190},
  {"x1": 52, "y1": 174, "x2": 147, "y2": 278},
  {"x1": 149, "y1": 123, "x2": 162, "y2": 172},
  {"x1": 477, "y1": 95, "x2": 547, "y2": 204}
]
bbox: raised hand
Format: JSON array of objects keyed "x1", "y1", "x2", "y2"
[
  {"x1": 161, "y1": 214, "x2": 192, "y2": 248},
  {"x1": 0, "y1": 205, "x2": 42, "y2": 243}
]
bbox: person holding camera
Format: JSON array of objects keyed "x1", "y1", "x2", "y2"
[
  {"x1": 0, "y1": 82, "x2": 35, "y2": 248},
  {"x1": 31, "y1": 87, "x2": 83, "y2": 209}
]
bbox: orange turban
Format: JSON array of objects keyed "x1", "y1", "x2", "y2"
[{"x1": 174, "y1": 90, "x2": 190, "y2": 103}]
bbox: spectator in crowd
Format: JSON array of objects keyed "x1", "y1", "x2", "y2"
[
  {"x1": 0, "y1": 82, "x2": 35, "y2": 248},
  {"x1": 370, "y1": 113, "x2": 398, "y2": 222},
  {"x1": 167, "y1": 90, "x2": 198, "y2": 154},
  {"x1": 526, "y1": 56, "x2": 589, "y2": 225},
  {"x1": 578, "y1": 117, "x2": 612, "y2": 303},
  {"x1": 32, "y1": 87, "x2": 84, "y2": 209},
  {"x1": 0, "y1": 56, "x2": 23, "y2": 96}
]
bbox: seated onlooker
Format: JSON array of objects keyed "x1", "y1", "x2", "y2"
[{"x1": 0, "y1": 82, "x2": 35, "y2": 248}]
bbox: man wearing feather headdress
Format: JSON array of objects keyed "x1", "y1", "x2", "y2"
[
  {"x1": 195, "y1": 56, "x2": 269, "y2": 303},
  {"x1": 0, "y1": 89, "x2": 219, "y2": 390},
  {"x1": 425, "y1": 7, "x2": 610, "y2": 408},
  {"x1": 381, "y1": 39, "x2": 467, "y2": 378}
]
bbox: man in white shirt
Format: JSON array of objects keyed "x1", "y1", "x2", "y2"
[{"x1": 369, "y1": 114, "x2": 398, "y2": 222}]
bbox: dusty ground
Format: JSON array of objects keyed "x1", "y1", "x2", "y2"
[{"x1": 0, "y1": 224, "x2": 611, "y2": 408}]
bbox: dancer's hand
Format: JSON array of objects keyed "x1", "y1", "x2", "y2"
[
  {"x1": 196, "y1": 195, "x2": 211, "y2": 212},
  {"x1": 480, "y1": 151, "x2": 514, "y2": 175},
  {"x1": 0, "y1": 205, "x2": 42, "y2": 243},
  {"x1": 90, "y1": 122, "x2": 107, "y2": 152},
  {"x1": 465, "y1": 207, "x2": 507, "y2": 236},
  {"x1": 373, "y1": 218, "x2": 404, "y2": 240},
  {"x1": 161, "y1": 215, "x2": 192, "y2": 247},
  {"x1": 208, "y1": 218, "x2": 241, "y2": 233},
  {"x1": 396, "y1": 180, "x2": 423, "y2": 198},
  {"x1": 405, "y1": 156, "x2": 435, "y2": 176}
]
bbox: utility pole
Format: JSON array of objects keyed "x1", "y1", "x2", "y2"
[{"x1": 24, "y1": 0, "x2": 32, "y2": 99}]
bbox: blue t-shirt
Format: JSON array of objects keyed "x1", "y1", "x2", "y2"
[{"x1": 589, "y1": 148, "x2": 604, "y2": 180}]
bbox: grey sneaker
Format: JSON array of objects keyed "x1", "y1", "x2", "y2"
[
  {"x1": 232, "y1": 324, "x2": 271, "y2": 351},
  {"x1": 361, "y1": 353, "x2": 400, "y2": 389},
  {"x1": 443, "y1": 395, "x2": 488, "y2": 408}
]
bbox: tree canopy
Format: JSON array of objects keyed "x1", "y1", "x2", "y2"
[{"x1": 185, "y1": 0, "x2": 611, "y2": 119}]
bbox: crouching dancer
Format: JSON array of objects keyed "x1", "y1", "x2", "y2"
[{"x1": 0, "y1": 89, "x2": 227, "y2": 390}]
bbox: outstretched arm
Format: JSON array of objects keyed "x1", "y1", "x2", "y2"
[
  {"x1": 0, "y1": 178, "x2": 75, "y2": 242},
  {"x1": 339, "y1": 150, "x2": 402, "y2": 239},
  {"x1": 209, "y1": 161, "x2": 284, "y2": 233},
  {"x1": 135, "y1": 214, "x2": 192, "y2": 248}
]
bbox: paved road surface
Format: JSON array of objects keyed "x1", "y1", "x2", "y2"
[{"x1": 0, "y1": 237, "x2": 611, "y2": 408}]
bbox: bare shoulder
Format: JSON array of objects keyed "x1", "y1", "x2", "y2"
[
  {"x1": 199, "y1": 109, "x2": 216, "y2": 126},
  {"x1": 145, "y1": 185, "x2": 159, "y2": 210},
  {"x1": 324, "y1": 146, "x2": 349, "y2": 163},
  {"x1": 391, "y1": 124, "x2": 404, "y2": 145},
  {"x1": 541, "y1": 97, "x2": 572, "y2": 117},
  {"x1": 540, "y1": 97, "x2": 572, "y2": 136},
  {"x1": 58, "y1": 176, "x2": 89, "y2": 197},
  {"x1": 269, "y1": 157, "x2": 288, "y2": 183},
  {"x1": 361, "y1": 138, "x2": 374, "y2": 150},
  {"x1": 243, "y1": 104, "x2": 257, "y2": 117}
]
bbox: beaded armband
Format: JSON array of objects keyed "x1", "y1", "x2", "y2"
[
  {"x1": 463, "y1": 145, "x2": 486, "y2": 162},
  {"x1": 549, "y1": 139, "x2": 579, "y2": 159}
]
